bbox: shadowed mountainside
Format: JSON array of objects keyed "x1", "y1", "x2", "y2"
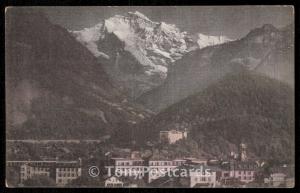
[
  {"x1": 138, "y1": 24, "x2": 294, "y2": 112},
  {"x1": 123, "y1": 71, "x2": 294, "y2": 162},
  {"x1": 6, "y1": 9, "x2": 151, "y2": 139}
]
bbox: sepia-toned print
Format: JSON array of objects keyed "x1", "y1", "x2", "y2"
[{"x1": 5, "y1": 6, "x2": 294, "y2": 188}]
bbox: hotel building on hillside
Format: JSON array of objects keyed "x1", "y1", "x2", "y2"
[{"x1": 159, "y1": 129, "x2": 188, "y2": 144}]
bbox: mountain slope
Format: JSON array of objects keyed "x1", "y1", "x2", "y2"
[
  {"x1": 130, "y1": 71, "x2": 294, "y2": 162},
  {"x1": 138, "y1": 24, "x2": 294, "y2": 112},
  {"x1": 196, "y1": 33, "x2": 232, "y2": 49},
  {"x1": 71, "y1": 11, "x2": 231, "y2": 98},
  {"x1": 5, "y1": 9, "x2": 151, "y2": 139}
]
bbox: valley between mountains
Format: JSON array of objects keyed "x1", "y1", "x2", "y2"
[{"x1": 6, "y1": 9, "x2": 294, "y2": 163}]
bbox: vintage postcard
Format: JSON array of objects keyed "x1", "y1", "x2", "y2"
[{"x1": 5, "y1": 6, "x2": 294, "y2": 188}]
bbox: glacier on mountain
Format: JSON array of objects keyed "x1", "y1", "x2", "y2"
[
  {"x1": 71, "y1": 11, "x2": 231, "y2": 75},
  {"x1": 197, "y1": 33, "x2": 232, "y2": 49},
  {"x1": 70, "y1": 11, "x2": 232, "y2": 97}
]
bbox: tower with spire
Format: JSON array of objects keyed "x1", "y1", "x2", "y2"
[{"x1": 239, "y1": 143, "x2": 247, "y2": 162}]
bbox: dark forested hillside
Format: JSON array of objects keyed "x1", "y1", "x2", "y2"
[
  {"x1": 5, "y1": 9, "x2": 151, "y2": 139},
  {"x1": 128, "y1": 71, "x2": 294, "y2": 162}
]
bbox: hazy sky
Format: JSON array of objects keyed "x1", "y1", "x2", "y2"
[{"x1": 38, "y1": 6, "x2": 294, "y2": 39}]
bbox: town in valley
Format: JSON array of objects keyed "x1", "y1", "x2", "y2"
[
  {"x1": 6, "y1": 130, "x2": 294, "y2": 187},
  {"x1": 5, "y1": 6, "x2": 295, "y2": 188}
]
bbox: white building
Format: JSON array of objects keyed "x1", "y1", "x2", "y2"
[
  {"x1": 9, "y1": 159, "x2": 82, "y2": 186},
  {"x1": 264, "y1": 173, "x2": 287, "y2": 187},
  {"x1": 159, "y1": 130, "x2": 187, "y2": 144},
  {"x1": 104, "y1": 175, "x2": 145, "y2": 187},
  {"x1": 104, "y1": 176, "x2": 124, "y2": 187},
  {"x1": 55, "y1": 162, "x2": 82, "y2": 186},
  {"x1": 190, "y1": 169, "x2": 217, "y2": 188},
  {"x1": 220, "y1": 161, "x2": 258, "y2": 184},
  {"x1": 109, "y1": 158, "x2": 187, "y2": 183},
  {"x1": 148, "y1": 159, "x2": 186, "y2": 183},
  {"x1": 110, "y1": 158, "x2": 145, "y2": 179},
  {"x1": 20, "y1": 164, "x2": 51, "y2": 183}
]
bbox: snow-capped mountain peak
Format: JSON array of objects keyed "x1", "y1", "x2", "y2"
[
  {"x1": 70, "y1": 11, "x2": 232, "y2": 98},
  {"x1": 197, "y1": 33, "x2": 232, "y2": 49},
  {"x1": 157, "y1": 22, "x2": 178, "y2": 34},
  {"x1": 128, "y1": 11, "x2": 152, "y2": 21}
]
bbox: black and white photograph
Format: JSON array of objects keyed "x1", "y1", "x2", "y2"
[{"x1": 5, "y1": 5, "x2": 295, "y2": 188}]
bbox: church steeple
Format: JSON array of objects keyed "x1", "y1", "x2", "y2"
[{"x1": 239, "y1": 143, "x2": 247, "y2": 162}]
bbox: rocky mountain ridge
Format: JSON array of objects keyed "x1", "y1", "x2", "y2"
[
  {"x1": 138, "y1": 23, "x2": 294, "y2": 112},
  {"x1": 71, "y1": 11, "x2": 231, "y2": 98}
]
